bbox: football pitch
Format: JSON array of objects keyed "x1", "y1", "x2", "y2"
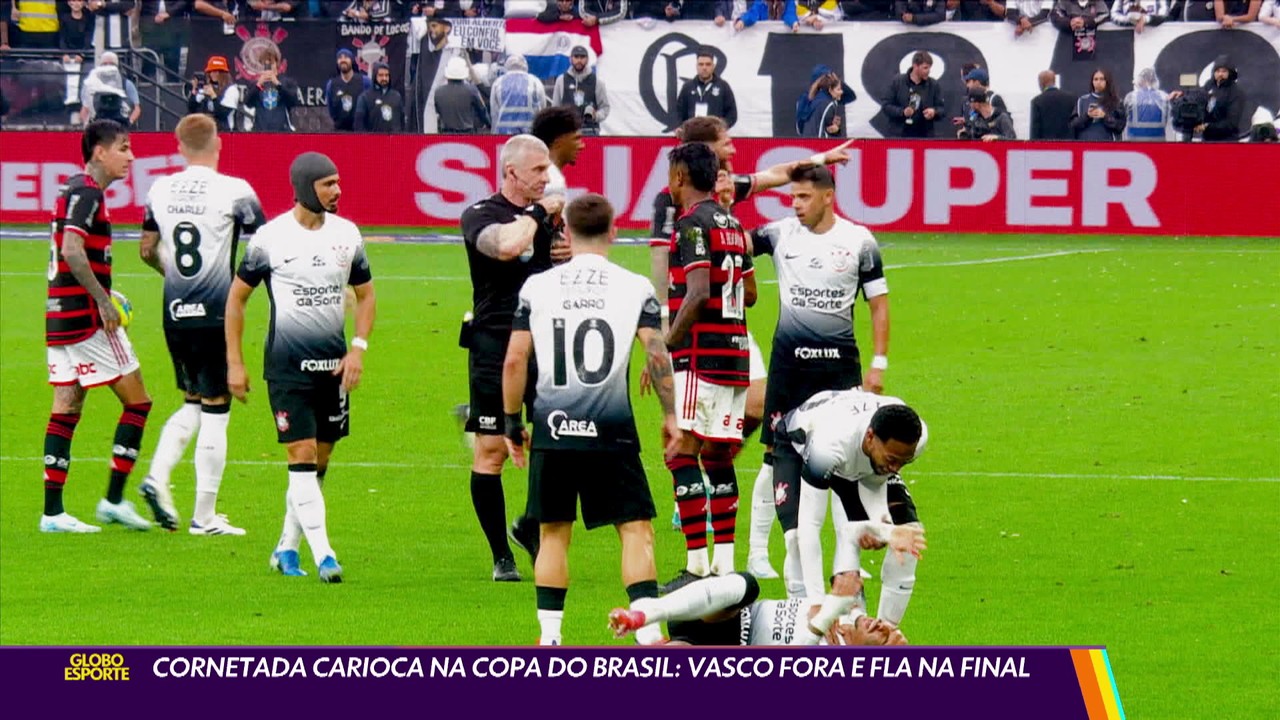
[{"x1": 1, "y1": 231, "x2": 1277, "y2": 718}]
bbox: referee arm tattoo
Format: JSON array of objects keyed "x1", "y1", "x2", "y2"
[
  {"x1": 639, "y1": 327, "x2": 676, "y2": 416},
  {"x1": 475, "y1": 217, "x2": 537, "y2": 261}
]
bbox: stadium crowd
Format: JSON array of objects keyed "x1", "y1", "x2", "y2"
[{"x1": 1, "y1": 0, "x2": 1277, "y2": 140}]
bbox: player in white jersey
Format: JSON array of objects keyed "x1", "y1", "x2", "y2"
[
  {"x1": 226, "y1": 152, "x2": 376, "y2": 583},
  {"x1": 138, "y1": 114, "x2": 264, "y2": 535},
  {"x1": 748, "y1": 163, "x2": 890, "y2": 593},
  {"x1": 608, "y1": 569, "x2": 911, "y2": 646},
  {"x1": 502, "y1": 194, "x2": 679, "y2": 646},
  {"x1": 775, "y1": 389, "x2": 928, "y2": 625}
]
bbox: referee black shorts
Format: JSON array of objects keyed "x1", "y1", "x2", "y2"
[
  {"x1": 465, "y1": 326, "x2": 535, "y2": 434},
  {"x1": 165, "y1": 326, "x2": 229, "y2": 398},
  {"x1": 529, "y1": 450, "x2": 656, "y2": 530}
]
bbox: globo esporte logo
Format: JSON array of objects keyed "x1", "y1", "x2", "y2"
[{"x1": 64, "y1": 652, "x2": 130, "y2": 681}]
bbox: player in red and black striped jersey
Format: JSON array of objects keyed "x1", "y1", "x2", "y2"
[
  {"x1": 662, "y1": 142, "x2": 754, "y2": 584},
  {"x1": 40, "y1": 120, "x2": 154, "y2": 534}
]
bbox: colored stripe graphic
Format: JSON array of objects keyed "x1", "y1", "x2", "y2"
[{"x1": 1070, "y1": 649, "x2": 1126, "y2": 720}]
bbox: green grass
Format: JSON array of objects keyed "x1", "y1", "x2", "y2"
[{"x1": 1, "y1": 233, "x2": 1278, "y2": 718}]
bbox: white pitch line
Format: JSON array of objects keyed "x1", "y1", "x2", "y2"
[{"x1": 0, "y1": 455, "x2": 1274, "y2": 483}]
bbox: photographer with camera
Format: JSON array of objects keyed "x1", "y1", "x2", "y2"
[
  {"x1": 958, "y1": 87, "x2": 1016, "y2": 141},
  {"x1": 1169, "y1": 56, "x2": 1245, "y2": 143},
  {"x1": 552, "y1": 46, "x2": 610, "y2": 137},
  {"x1": 187, "y1": 56, "x2": 237, "y2": 132}
]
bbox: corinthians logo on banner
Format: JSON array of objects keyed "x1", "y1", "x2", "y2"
[{"x1": 638, "y1": 33, "x2": 729, "y2": 132}]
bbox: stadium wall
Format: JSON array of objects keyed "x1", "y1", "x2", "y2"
[{"x1": 3, "y1": 133, "x2": 1278, "y2": 237}]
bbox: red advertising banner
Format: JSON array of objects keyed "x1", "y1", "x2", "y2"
[{"x1": 2, "y1": 132, "x2": 1277, "y2": 237}]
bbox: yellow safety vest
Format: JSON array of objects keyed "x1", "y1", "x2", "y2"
[{"x1": 17, "y1": 0, "x2": 59, "y2": 33}]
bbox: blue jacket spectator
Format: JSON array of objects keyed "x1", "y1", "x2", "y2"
[
  {"x1": 735, "y1": 0, "x2": 799, "y2": 29},
  {"x1": 797, "y1": 64, "x2": 856, "y2": 136}
]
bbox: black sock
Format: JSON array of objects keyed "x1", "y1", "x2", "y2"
[
  {"x1": 106, "y1": 402, "x2": 151, "y2": 504},
  {"x1": 625, "y1": 580, "x2": 659, "y2": 603},
  {"x1": 470, "y1": 471, "x2": 512, "y2": 562},
  {"x1": 536, "y1": 585, "x2": 568, "y2": 611},
  {"x1": 43, "y1": 413, "x2": 80, "y2": 516}
]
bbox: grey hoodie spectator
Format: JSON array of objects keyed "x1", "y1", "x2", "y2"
[
  {"x1": 356, "y1": 62, "x2": 406, "y2": 132},
  {"x1": 1050, "y1": 0, "x2": 1110, "y2": 32},
  {"x1": 959, "y1": 87, "x2": 1016, "y2": 141},
  {"x1": 552, "y1": 45, "x2": 610, "y2": 135}
]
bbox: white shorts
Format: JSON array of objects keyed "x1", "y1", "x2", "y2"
[
  {"x1": 47, "y1": 328, "x2": 140, "y2": 389},
  {"x1": 747, "y1": 331, "x2": 767, "y2": 383},
  {"x1": 675, "y1": 370, "x2": 747, "y2": 443}
]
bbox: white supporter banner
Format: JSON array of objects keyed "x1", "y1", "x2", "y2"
[
  {"x1": 450, "y1": 18, "x2": 506, "y2": 52},
  {"x1": 596, "y1": 20, "x2": 1280, "y2": 140}
]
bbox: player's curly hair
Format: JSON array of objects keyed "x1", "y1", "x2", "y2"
[
  {"x1": 531, "y1": 106, "x2": 582, "y2": 149},
  {"x1": 869, "y1": 405, "x2": 923, "y2": 445},
  {"x1": 668, "y1": 142, "x2": 719, "y2": 192}
]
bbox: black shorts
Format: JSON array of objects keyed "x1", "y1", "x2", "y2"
[
  {"x1": 465, "y1": 326, "x2": 535, "y2": 434},
  {"x1": 761, "y1": 362, "x2": 862, "y2": 446},
  {"x1": 165, "y1": 326, "x2": 228, "y2": 398},
  {"x1": 267, "y1": 375, "x2": 350, "y2": 444},
  {"x1": 529, "y1": 450, "x2": 656, "y2": 530}
]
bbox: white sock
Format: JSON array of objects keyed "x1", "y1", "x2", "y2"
[
  {"x1": 638, "y1": 574, "x2": 749, "y2": 625},
  {"x1": 192, "y1": 408, "x2": 230, "y2": 525},
  {"x1": 783, "y1": 529, "x2": 805, "y2": 598},
  {"x1": 276, "y1": 487, "x2": 303, "y2": 553},
  {"x1": 748, "y1": 463, "x2": 775, "y2": 556},
  {"x1": 537, "y1": 609, "x2": 563, "y2": 645},
  {"x1": 710, "y1": 542, "x2": 735, "y2": 575},
  {"x1": 878, "y1": 552, "x2": 918, "y2": 625},
  {"x1": 146, "y1": 402, "x2": 201, "y2": 485},
  {"x1": 686, "y1": 547, "x2": 709, "y2": 576},
  {"x1": 288, "y1": 469, "x2": 334, "y2": 566}
]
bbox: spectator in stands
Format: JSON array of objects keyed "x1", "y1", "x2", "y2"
[
  {"x1": 140, "y1": 2, "x2": 194, "y2": 78},
  {"x1": 797, "y1": 64, "x2": 855, "y2": 137},
  {"x1": 538, "y1": 0, "x2": 580, "y2": 21},
  {"x1": 94, "y1": 0, "x2": 134, "y2": 52},
  {"x1": 1030, "y1": 70, "x2": 1075, "y2": 140},
  {"x1": 797, "y1": 0, "x2": 843, "y2": 28},
  {"x1": 1122, "y1": 67, "x2": 1169, "y2": 141},
  {"x1": 734, "y1": 0, "x2": 799, "y2": 30},
  {"x1": 194, "y1": 0, "x2": 237, "y2": 24},
  {"x1": 676, "y1": 47, "x2": 737, "y2": 128},
  {"x1": 243, "y1": 45, "x2": 298, "y2": 132},
  {"x1": 356, "y1": 62, "x2": 406, "y2": 131},
  {"x1": 1051, "y1": 0, "x2": 1110, "y2": 35},
  {"x1": 490, "y1": 53, "x2": 547, "y2": 134},
  {"x1": 1009, "y1": 0, "x2": 1051, "y2": 34},
  {"x1": 1, "y1": 0, "x2": 10, "y2": 51},
  {"x1": 1070, "y1": 67, "x2": 1125, "y2": 141},
  {"x1": 326, "y1": 49, "x2": 371, "y2": 132},
  {"x1": 12, "y1": 0, "x2": 60, "y2": 48},
  {"x1": 342, "y1": 0, "x2": 406, "y2": 20},
  {"x1": 435, "y1": 55, "x2": 487, "y2": 132},
  {"x1": 410, "y1": 14, "x2": 469, "y2": 133},
  {"x1": 81, "y1": 51, "x2": 140, "y2": 126},
  {"x1": 894, "y1": 0, "x2": 946, "y2": 25},
  {"x1": 962, "y1": 67, "x2": 1008, "y2": 116},
  {"x1": 840, "y1": 0, "x2": 894, "y2": 19},
  {"x1": 186, "y1": 55, "x2": 236, "y2": 130},
  {"x1": 244, "y1": 1, "x2": 300, "y2": 22},
  {"x1": 959, "y1": 0, "x2": 1009, "y2": 20},
  {"x1": 1215, "y1": 0, "x2": 1261, "y2": 25},
  {"x1": 881, "y1": 51, "x2": 945, "y2": 138},
  {"x1": 552, "y1": 44, "x2": 610, "y2": 136},
  {"x1": 1109, "y1": 0, "x2": 1167, "y2": 30},
  {"x1": 414, "y1": 0, "x2": 493, "y2": 16},
  {"x1": 1169, "y1": 55, "x2": 1245, "y2": 142},
  {"x1": 581, "y1": 0, "x2": 628, "y2": 24},
  {"x1": 632, "y1": 1, "x2": 687, "y2": 21},
  {"x1": 1262, "y1": 0, "x2": 1280, "y2": 26},
  {"x1": 59, "y1": 0, "x2": 93, "y2": 60},
  {"x1": 959, "y1": 87, "x2": 1016, "y2": 140}
]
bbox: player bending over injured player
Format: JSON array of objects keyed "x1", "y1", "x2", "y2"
[{"x1": 609, "y1": 569, "x2": 912, "y2": 646}]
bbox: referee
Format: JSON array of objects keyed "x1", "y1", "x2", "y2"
[{"x1": 460, "y1": 134, "x2": 568, "y2": 582}]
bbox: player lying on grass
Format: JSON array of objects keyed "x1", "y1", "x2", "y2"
[{"x1": 608, "y1": 567, "x2": 911, "y2": 646}]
